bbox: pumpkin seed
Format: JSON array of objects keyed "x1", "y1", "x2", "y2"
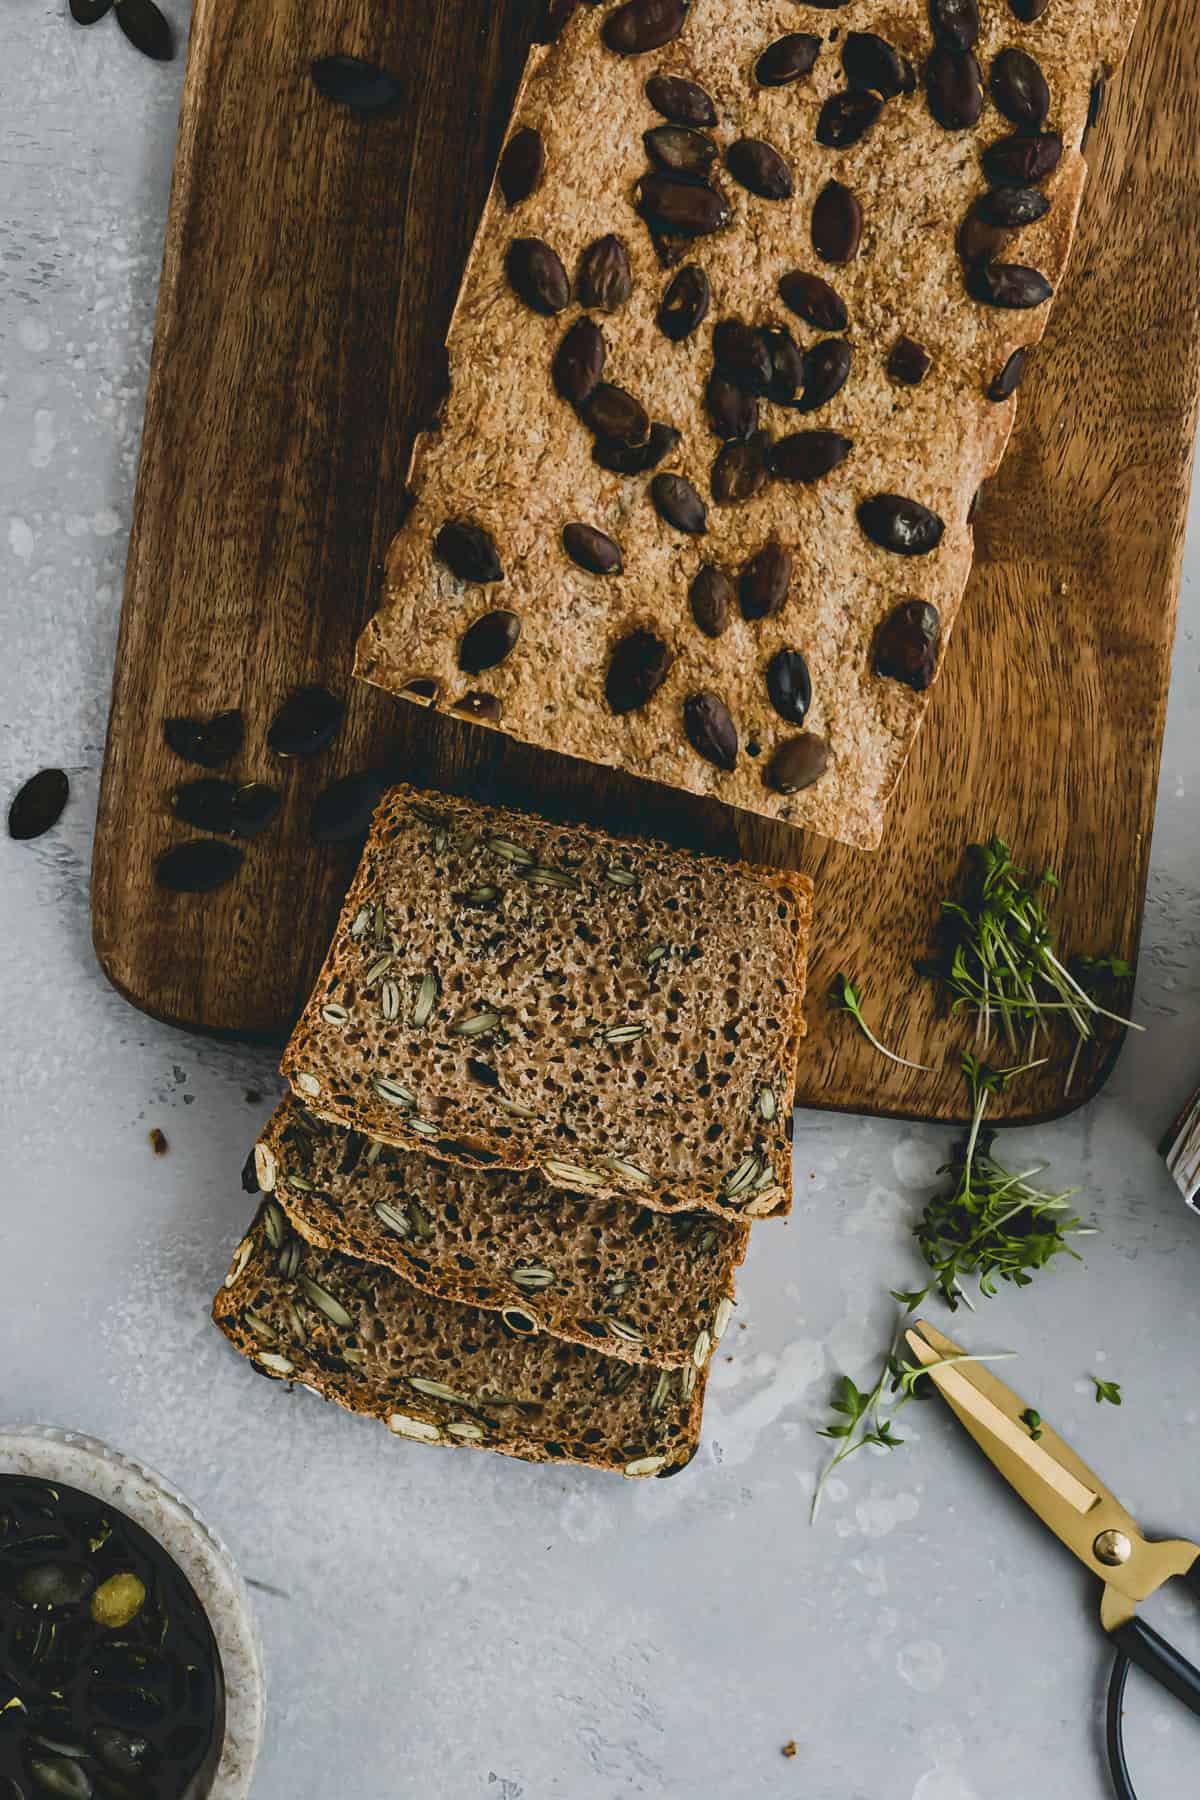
[
  {"x1": 757, "y1": 1085, "x2": 778, "y2": 1122},
  {"x1": 721, "y1": 1153, "x2": 760, "y2": 1199},
  {"x1": 263, "y1": 1201, "x2": 286, "y2": 1249},
  {"x1": 286, "y1": 1173, "x2": 316, "y2": 1193},
  {"x1": 447, "y1": 1421, "x2": 485, "y2": 1440},
  {"x1": 409, "y1": 1376, "x2": 468, "y2": 1402},
  {"x1": 450, "y1": 1009, "x2": 501, "y2": 1037},
  {"x1": 497, "y1": 1095, "x2": 538, "y2": 1119},
  {"x1": 387, "y1": 1414, "x2": 441, "y2": 1442},
  {"x1": 692, "y1": 1329, "x2": 712, "y2": 1368},
  {"x1": 603, "y1": 864, "x2": 639, "y2": 888},
  {"x1": 607, "y1": 1277, "x2": 631, "y2": 1298},
  {"x1": 608, "y1": 1318, "x2": 645, "y2": 1344},
  {"x1": 649, "y1": 1370, "x2": 672, "y2": 1413},
  {"x1": 252, "y1": 1143, "x2": 277, "y2": 1194},
  {"x1": 522, "y1": 865, "x2": 580, "y2": 889},
  {"x1": 644, "y1": 944, "x2": 670, "y2": 968},
  {"x1": 600, "y1": 1154, "x2": 652, "y2": 1186},
  {"x1": 714, "y1": 1297, "x2": 734, "y2": 1340},
  {"x1": 278, "y1": 1239, "x2": 301, "y2": 1279},
  {"x1": 409, "y1": 1200, "x2": 436, "y2": 1242},
  {"x1": 406, "y1": 1116, "x2": 440, "y2": 1138},
  {"x1": 320, "y1": 1003, "x2": 349, "y2": 1026},
  {"x1": 488, "y1": 835, "x2": 534, "y2": 865},
  {"x1": 224, "y1": 1237, "x2": 254, "y2": 1287},
  {"x1": 543, "y1": 1158, "x2": 606, "y2": 1188},
  {"x1": 413, "y1": 971, "x2": 439, "y2": 1026},
  {"x1": 501, "y1": 1304, "x2": 540, "y2": 1335},
  {"x1": 623, "y1": 1455, "x2": 667, "y2": 1478},
  {"x1": 697, "y1": 1228, "x2": 717, "y2": 1252},
  {"x1": 258, "y1": 1353, "x2": 295, "y2": 1376},
  {"x1": 409, "y1": 801, "x2": 444, "y2": 826},
  {"x1": 372, "y1": 1074, "x2": 416, "y2": 1107},
  {"x1": 364, "y1": 953, "x2": 393, "y2": 985},
  {"x1": 297, "y1": 1274, "x2": 353, "y2": 1327},
  {"x1": 680, "y1": 1363, "x2": 697, "y2": 1399},
  {"x1": 465, "y1": 884, "x2": 499, "y2": 904},
  {"x1": 373, "y1": 1199, "x2": 412, "y2": 1238},
  {"x1": 343, "y1": 1348, "x2": 366, "y2": 1364},
  {"x1": 598, "y1": 1022, "x2": 649, "y2": 1045},
  {"x1": 283, "y1": 1298, "x2": 308, "y2": 1342},
  {"x1": 608, "y1": 1363, "x2": 637, "y2": 1397},
  {"x1": 511, "y1": 1265, "x2": 556, "y2": 1292},
  {"x1": 243, "y1": 1310, "x2": 276, "y2": 1340},
  {"x1": 294, "y1": 1073, "x2": 322, "y2": 1098},
  {"x1": 743, "y1": 1188, "x2": 780, "y2": 1217},
  {"x1": 380, "y1": 980, "x2": 401, "y2": 1021},
  {"x1": 349, "y1": 905, "x2": 372, "y2": 938},
  {"x1": 365, "y1": 1139, "x2": 385, "y2": 1166},
  {"x1": 372, "y1": 900, "x2": 388, "y2": 943}
]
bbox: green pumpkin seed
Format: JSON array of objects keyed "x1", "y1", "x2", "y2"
[
  {"x1": 286, "y1": 1173, "x2": 316, "y2": 1193},
  {"x1": 409, "y1": 1376, "x2": 467, "y2": 1403},
  {"x1": 449, "y1": 1009, "x2": 501, "y2": 1037},
  {"x1": 599, "y1": 1153, "x2": 652, "y2": 1185},
  {"x1": 342, "y1": 1348, "x2": 366, "y2": 1364},
  {"x1": 263, "y1": 1201, "x2": 286, "y2": 1249},
  {"x1": 297, "y1": 1274, "x2": 353, "y2": 1328},
  {"x1": 511, "y1": 1265, "x2": 556, "y2": 1292},
  {"x1": 413, "y1": 971, "x2": 439, "y2": 1027},
  {"x1": 697, "y1": 1228, "x2": 717, "y2": 1252},
  {"x1": 757, "y1": 1085, "x2": 778, "y2": 1122},
  {"x1": 623, "y1": 1455, "x2": 667, "y2": 1479},
  {"x1": 409, "y1": 801, "x2": 443, "y2": 826},
  {"x1": 349, "y1": 904, "x2": 372, "y2": 938},
  {"x1": 320, "y1": 1002, "x2": 349, "y2": 1026},
  {"x1": 243, "y1": 1310, "x2": 276, "y2": 1341},
  {"x1": 608, "y1": 1362, "x2": 636, "y2": 1396},
  {"x1": 692, "y1": 1329, "x2": 712, "y2": 1368},
  {"x1": 522, "y1": 865, "x2": 579, "y2": 889},
  {"x1": 372, "y1": 1073, "x2": 417, "y2": 1108},
  {"x1": 406, "y1": 1116, "x2": 440, "y2": 1138},
  {"x1": 607, "y1": 1318, "x2": 644, "y2": 1344},
  {"x1": 387, "y1": 1413, "x2": 441, "y2": 1442},
  {"x1": 380, "y1": 980, "x2": 401, "y2": 1021},
  {"x1": 373, "y1": 1199, "x2": 412, "y2": 1238},
  {"x1": 542, "y1": 1158, "x2": 605, "y2": 1188},
  {"x1": 603, "y1": 865, "x2": 639, "y2": 888},
  {"x1": 447, "y1": 1421, "x2": 485, "y2": 1440},
  {"x1": 721, "y1": 1153, "x2": 760, "y2": 1200},
  {"x1": 283, "y1": 1298, "x2": 308, "y2": 1342},
  {"x1": 28, "y1": 1755, "x2": 92, "y2": 1799},
  {"x1": 496, "y1": 1095, "x2": 538, "y2": 1119},
  {"x1": 598, "y1": 1022, "x2": 649, "y2": 1045},
  {"x1": 224, "y1": 1237, "x2": 254, "y2": 1288},
  {"x1": 258, "y1": 1353, "x2": 295, "y2": 1376},
  {"x1": 488, "y1": 835, "x2": 534, "y2": 865},
  {"x1": 649, "y1": 1370, "x2": 671, "y2": 1414},
  {"x1": 277, "y1": 1239, "x2": 301, "y2": 1280},
  {"x1": 643, "y1": 944, "x2": 669, "y2": 968},
  {"x1": 714, "y1": 1297, "x2": 734, "y2": 1340},
  {"x1": 409, "y1": 1199, "x2": 436, "y2": 1242},
  {"x1": 680, "y1": 1363, "x2": 697, "y2": 1400},
  {"x1": 465, "y1": 884, "x2": 499, "y2": 904},
  {"x1": 364, "y1": 952, "x2": 393, "y2": 985},
  {"x1": 365, "y1": 1139, "x2": 385, "y2": 1166}
]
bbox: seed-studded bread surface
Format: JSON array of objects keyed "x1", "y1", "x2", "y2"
[
  {"x1": 256, "y1": 1099, "x2": 747, "y2": 1368},
  {"x1": 356, "y1": 0, "x2": 1140, "y2": 850},
  {"x1": 280, "y1": 784, "x2": 811, "y2": 1219},
  {"x1": 213, "y1": 1205, "x2": 705, "y2": 1478}
]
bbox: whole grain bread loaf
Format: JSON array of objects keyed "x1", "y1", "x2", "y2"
[
  {"x1": 213, "y1": 1203, "x2": 705, "y2": 1478},
  {"x1": 355, "y1": 0, "x2": 1141, "y2": 849},
  {"x1": 280, "y1": 784, "x2": 811, "y2": 1220},
  {"x1": 256, "y1": 1099, "x2": 747, "y2": 1368}
]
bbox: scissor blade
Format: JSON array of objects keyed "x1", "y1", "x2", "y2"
[{"x1": 905, "y1": 1320, "x2": 1192, "y2": 1600}]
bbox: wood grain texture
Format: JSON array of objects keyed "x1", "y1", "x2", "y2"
[{"x1": 92, "y1": 0, "x2": 1200, "y2": 1125}]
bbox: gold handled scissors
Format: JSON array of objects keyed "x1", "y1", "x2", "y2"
[{"x1": 907, "y1": 1319, "x2": 1200, "y2": 1800}]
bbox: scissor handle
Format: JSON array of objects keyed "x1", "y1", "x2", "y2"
[{"x1": 1105, "y1": 1558, "x2": 1200, "y2": 1800}]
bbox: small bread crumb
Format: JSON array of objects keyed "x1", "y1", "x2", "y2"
[
  {"x1": 149, "y1": 1128, "x2": 169, "y2": 1156},
  {"x1": 781, "y1": 1740, "x2": 797, "y2": 1759}
]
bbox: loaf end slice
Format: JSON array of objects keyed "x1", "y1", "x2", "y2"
[
  {"x1": 213, "y1": 1204, "x2": 705, "y2": 1479},
  {"x1": 256, "y1": 1099, "x2": 747, "y2": 1369},
  {"x1": 280, "y1": 783, "x2": 811, "y2": 1221}
]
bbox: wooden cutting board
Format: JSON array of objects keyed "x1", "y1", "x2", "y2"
[{"x1": 91, "y1": 0, "x2": 1200, "y2": 1125}]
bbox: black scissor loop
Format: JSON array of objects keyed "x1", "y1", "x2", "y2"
[{"x1": 1105, "y1": 1561, "x2": 1200, "y2": 1800}]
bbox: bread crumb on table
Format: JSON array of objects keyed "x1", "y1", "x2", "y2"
[
  {"x1": 781, "y1": 1739, "x2": 798, "y2": 1759},
  {"x1": 148, "y1": 1128, "x2": 168, "y2": 1155}
]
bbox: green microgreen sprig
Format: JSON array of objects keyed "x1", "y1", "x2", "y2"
[
  {"x1": 1092, "y1": 1377, "x2": 1122, "y2": 1406},
  {"x1": 931, "y1": 836, "x2": 1140, "y2": 1093},
  {"x1": 832, "y1": 974, "x2": 935, "y2": 1072}
]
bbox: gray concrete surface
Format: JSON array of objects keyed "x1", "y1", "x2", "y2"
[{"x1": 3, "y1": 4, "x2": 1200, "y2": 1795}]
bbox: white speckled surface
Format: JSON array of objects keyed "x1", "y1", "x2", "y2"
[{"x1": 3, "y1": 4, "x2": 1200, "y2": 1795}]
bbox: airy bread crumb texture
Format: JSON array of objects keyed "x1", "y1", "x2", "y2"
[
  {"x1": 357, "y1": 0, "x2": 1141, "y2": 848},
  {"x1": 280, "y1": 784, "x2": 812, "y2": 1220},
  {"x1": 213, "y1": 1204, "x2": 706, "y2": 1478},
  {"x1": 256, "y1": 1098, "x2": 748, "y2": 1369}
]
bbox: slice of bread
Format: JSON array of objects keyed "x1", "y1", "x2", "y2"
[
  {"x1": 253, "y1": 1098, "x2": 747, "y2": 1369},
  {"x1": 280, "y1": 783, "x2": 811, "y2": 1220},
  {"x1": 213, "y1": 1203, "x2": 705, "y2": 1479}
]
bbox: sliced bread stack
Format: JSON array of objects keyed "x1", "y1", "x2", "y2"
[{"x1": 214, "y1": 783, "x2": 813, "y2": 1478}]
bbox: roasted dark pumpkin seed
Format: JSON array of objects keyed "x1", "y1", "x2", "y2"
[
  {"x1": 644, "y1": 125, "x2": 718, "y2": 177},
  {"x1": 636, "y1": 173, "x2": 731, "y2": 238},
  {"x1": 816, "y1": 89, "x2": 883, "y2": 149},
  {"x1": 975, "y1": 185, "x2": 1051, "y2": 229},
  {"x1": 498, "y1": 127, "x2": 545, "y2": 205},
  {"x1": 593, "y1": 421, "x2": 680, "y2": 474},
  {"x1": 765, "y1": 732, "x2": 829, "y2": 794},
  {"x1": 811, "y1": 180, "x2": 862, "y2": 263},
  {"x1": 154, "y1": 840, "x2": 244, "y2": 893},
  {"x1": 162, "y1": 709, "x2": 243, "y2": 769},
  {"x1": 765, "y1": 328, "x2": 805, "y2": 405},
  {"x1": 887, "y1": 336, "x2": 932, "y2": 385},
  {"x1": 602, "y1": 0, "x2": 689, "y2": 55},
  {"x1": 739, "y1": 541, "x2": 793, "y2": 621},
  {"x1": 873, "y1": 599, "x2": 942, "y2": 690},
  {"x1": 981, "y1": 130, "x2": 1062, "y2": 186},
  {"x1": 605, "y1": 630, "x2": 672, "y2": 714},
  {"x1": 266, "y1": 685, "x2": 346, "y2": 757},
  {"x1": 576, "y1": 235, "x2": 633, "y2": 310},
  {"x1": 117, "y1": 0, "x2": 175, "y2": 59},
  {"x1": 645, "y1": 71, "x2": 717, "y2": 126},
  {"x1": 458, "y1": 609, "x2": 521, "y2": 674},
  {"x1": 987, "y1": 346, "x2": 1028, "y2": 400},
  {"x1": 926, "y1": 46, "x2": 983, "y2": 130},
  {"x1": 309, "y1": 54, "x2": 400, "y2": 112},
  {"x1": 8, "y1": 768, "x2": 69, "y2": 841},
  {"x1": 683, "y1": 692, "x2": 737, "y2": 771},
  {"x1": 929, "y1": 0, "x2": 979, "y2": 50},
  {"x1": 842, "y1": 31, "x2": 913, "y2": 97},
  {"x1": 579, "y1": 383, "x2": 650, "y2": 446},
  {"x1": 563, "y1": 522, "x2": 624, "y2": 574},
  {"x1": 311, "y1": 771, "x2": 387, "y2": 843},
  {"x1": 506, "y1": 237, "x2": 571, "y2": 314},
  {"x1": 552, "y1": 317, "x2": 606, "y2": 405},
  {"x1": 778, "y1": 270, "x2": 848, "y2": 331},
  {"x1": 706, "y1": 370, "x2": 759, "y2": 441},
  {"x1": 957, "y1": 206, "x2": 1009, "y2": 265},
  {"x1": 171, "y1": 778, "x2": 280, "y2": 838},
  {"x1": 650, "y1": 472, "x2": 706, "y2": 533},
  {"x1": 711, "y1": 433, "x2": 771, "y2": 505},
  {"x1": 797, "y1": 337, "x2": 852, "y2": 411},
  {"x1": 858, "y1": 493, "x2": 945, "y2": 556},
  {"x1": 725, "y1": 138, "x2": 793, "y2": 200},
  {"x1": 989, "y1": 48, "x2": 1050, "y2": 128},
  {"x1": 712, "y1": 319, "x2": 774, "y2": 396},
  {"x1": 755, "y1": 33, "x2": 821, "y2": 86},
  {"x1": 766, "y1": 648, "x2": 813, "y2": 726},
  {"x1": 657, "y1": 264, "x2": 710, "y2": 340},
  {"x1": 435, "y1": 518, "x2": 504, "y2": 583},
  {"x1": 689, "y1": 565, "x2": 734, "y2": 638},
  {"x1": 966, "y1": 260, "x2": 1052, "y2": 309},
  {"x1": 768, "y1": 430, "x2": 853, "y2": 484},
  {"x1": 1008, "y1": 0, "x2": 1050, "y2": 16},
  {"x1": 70, "y1": 0, "x2": 115, "y2": 19}
]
